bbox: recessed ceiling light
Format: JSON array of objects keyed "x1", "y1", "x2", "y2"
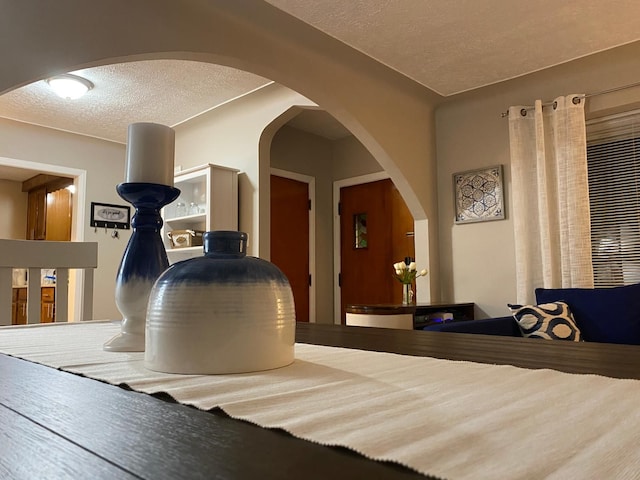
[{"x1": 46, "y1": 74, "x2": 94, "y2": 100}]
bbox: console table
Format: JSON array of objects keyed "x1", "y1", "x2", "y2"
[{"x1": 346, "y1": 302, "x2": 475, "y2": 330}]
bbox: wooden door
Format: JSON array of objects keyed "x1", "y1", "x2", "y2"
[
  {"x1": 26, "y1": 186, "x2": 47, "y2": 240},
  {"x1": 11, "y1": 288, "x2": 18, "y2": 325},
  {"x1": 45, "y1": 188, "x2": 72, "y2": 241},
  {"x1": 13, "y1": 288, "x2": 27, "y2": 325},
  {"x1": 339, "y1": 179, "x2": 414, "y2": 322},
  {"x1": 270, "y1": 175, "x2": 310, "y2": 322},
  {"x1": 41, "y1": 287, "x2": 56, "y2": 323}
]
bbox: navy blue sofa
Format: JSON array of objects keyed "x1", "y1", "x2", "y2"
[
  {"x1": 424, "y1": 283, "x2": 640, "y2": 345},
  {"x1": 424, "y1": 316, "x2": 521, "y2": 337}
]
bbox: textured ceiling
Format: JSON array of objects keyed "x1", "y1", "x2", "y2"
[
  {"x1": 0, "y1": 60, "x2": 270, "y2": 144},
  {"x1": 265, "y1": 0, "x2": 640, "y2": 95},
  {"x1": 1, "y1": 0, "x2": 640, "y2": 152},
  {"x1": 286, "y1": 110, "x2": 352, "y2": 140}
]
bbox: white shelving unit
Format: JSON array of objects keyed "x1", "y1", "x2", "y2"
[{"x1": 162, "y1": 163, "x2": 239, "y2": 264}]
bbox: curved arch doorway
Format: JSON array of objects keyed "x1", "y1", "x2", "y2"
[{"x1": 2, "y1": 1, "x2": 437, "y2": 303}]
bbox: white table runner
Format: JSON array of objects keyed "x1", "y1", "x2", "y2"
[{"x1": 1, "y1": 321, "x2": 639, "y2": 480}]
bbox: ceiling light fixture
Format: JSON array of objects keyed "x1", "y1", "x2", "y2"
[{"x1": 46, "y1": 73, "x2": 94, "y2": 100}]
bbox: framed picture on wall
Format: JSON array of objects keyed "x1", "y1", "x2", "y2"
[
  {"x1": 90, "y1": 202, "x2": 131, "y2": 229},
  {"x1": 453, "y1": 165, "x2": 505, "y2": 224}
]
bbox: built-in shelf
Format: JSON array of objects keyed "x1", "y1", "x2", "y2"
[{"x1": 162, "y1": 163, "x2": 239, "y2": 264}]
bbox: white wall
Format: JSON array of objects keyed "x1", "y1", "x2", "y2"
[
  {"x1": 0, "y1": 118, "x2": 128, "y2": 320},
  {"x1": 174, "y1": 84, "x2": 315, "y2": 257},
  {"x1": 332, "y1": 136, "x2": 383, "y2": 181},
  {"x1": 436, "y1": 42, "x2": 640, "y2": 318},
  {"x1": 0, "y1": 179, "x2": 27, "y2": 239}
]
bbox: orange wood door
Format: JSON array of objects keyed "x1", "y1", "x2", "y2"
[
  {"x1": 45, "y1": 188, "x2": 72, "y2": 241},
  {"x1": 41, "y1": 287, "x2": 56, "y2": 323},
  {"x1": 13, "y1": 288, "x2": 27, "y2": 325},
  {"x1": 270, "y1": 175, "x2": 310, "y2": 322},
  {"x1": 340, "y1": 179, "x2": 415, "y2": 322}
]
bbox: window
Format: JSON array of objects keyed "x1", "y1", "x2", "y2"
[{"x1": 587, "y1": 110, "x2": 640, "y2": 287}]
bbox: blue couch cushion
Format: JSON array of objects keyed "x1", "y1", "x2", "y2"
[
  {"x1": 535, "y1": 283, "x2": 640, "y2": 345},
  {"x1": 508, "y1": 302, "x2": 582, "y2": 341}
]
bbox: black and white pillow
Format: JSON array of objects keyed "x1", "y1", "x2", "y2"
[{"x1": 508, "y1": 302, "x2": 582, "y2": 341}]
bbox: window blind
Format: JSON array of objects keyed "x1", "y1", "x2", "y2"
[{"x1": 586, "y1": 110, "x2": 640, "y2": 287}]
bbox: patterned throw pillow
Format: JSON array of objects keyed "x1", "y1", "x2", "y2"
[{"x1": 507, "y1": 302, "x2": 582, "y2": 341}]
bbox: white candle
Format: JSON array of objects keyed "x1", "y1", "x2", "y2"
[{"x1": 125, "y1": 123, "x2": 175, "y2": 185}]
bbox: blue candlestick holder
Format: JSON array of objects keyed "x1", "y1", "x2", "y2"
[{"x1": 104, "y1": 182, "x2": 180, "y2": 352}]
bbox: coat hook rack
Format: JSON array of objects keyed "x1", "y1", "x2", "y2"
[{"x1": 90, "y1": 202, "x2": 131, "y2": 230}]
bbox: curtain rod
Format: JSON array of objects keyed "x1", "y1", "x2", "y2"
[{"x1": 500, "y1": 80, "x2": 640, "y2": 118}]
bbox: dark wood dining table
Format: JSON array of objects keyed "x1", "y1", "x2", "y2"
[{"x1": 1, "y1": 323, "x2": 639, "y2": 479}]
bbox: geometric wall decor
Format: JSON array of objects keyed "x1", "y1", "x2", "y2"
[{"x1": 453, "y1": 165, "x2": 505, "y2": 224}]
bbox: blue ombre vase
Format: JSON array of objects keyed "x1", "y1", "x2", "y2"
[
  {"x1": 145, "y1": 230, "x2": 296, "y2": 374},
  {"x1": 104, "y1": 182, "x2": 180, "y2": 352}
]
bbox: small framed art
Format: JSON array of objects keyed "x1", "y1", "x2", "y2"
[
  {"x1": 90, "y1": 202, "x2": 131, "y2": 229},
  {"x1": 453, "y1": 165, "x2": 505, "y2": 224},
  {"x1": 353, "y1": 213, "x2": 368, "y2": 249}
]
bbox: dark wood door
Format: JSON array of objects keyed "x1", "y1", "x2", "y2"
[
  {"x1": 270, "y1": 175, "x2": 310, "y2": 322},
  {"x1": 11, "y1": 288, "x2": 18, "y2": 325},
  {"x1": 340, "y1": 179, "x2": 414, "y2": 322}
]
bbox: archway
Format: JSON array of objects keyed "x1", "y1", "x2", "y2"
[{"x1": 0, "y1": 0, "x2": 438, "y2": 299}]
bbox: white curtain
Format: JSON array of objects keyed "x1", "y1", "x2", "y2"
[{"x1": 508, "y1": 95, "x2": 594, "y2": 304}]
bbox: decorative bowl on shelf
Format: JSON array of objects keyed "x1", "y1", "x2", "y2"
[
  {"x1": 145, "y1": 230, "x2": 296, "y2": 374},
  {"x1": 167, "y1": 229, "x2": 204, "y2": 248}
]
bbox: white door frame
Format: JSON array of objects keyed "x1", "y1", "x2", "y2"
[
  {"x1": 0, "y1": 156, "x2": 88, "y2": 322},
  {"x1": 270, "y1": 168, "x2": 316, "y2": 323},
  {"x1": 332, "y1": 171, "x2": 389, "y2": 324}
]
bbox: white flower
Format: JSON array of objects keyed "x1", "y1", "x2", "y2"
[
  {"x1": 392, "y1": 259, "x2": 426, "y2": 284},
  {"x1": 419, "y1": 269, "x2": 428, "y2": 277}
]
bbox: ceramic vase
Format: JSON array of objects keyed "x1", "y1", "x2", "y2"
[{"x1": 145, "y1": 230, "x2": 296, "y2": 374}]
